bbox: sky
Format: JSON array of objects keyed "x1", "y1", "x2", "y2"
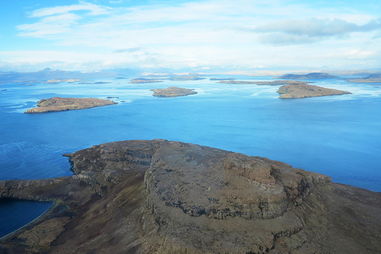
[{"x1": 0, "y1": 0, "x2": 380, "y2": 72}]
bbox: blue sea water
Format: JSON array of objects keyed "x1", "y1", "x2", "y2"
[{"x1": 0, "y1": 76, "x2": 381, "y2": 237}]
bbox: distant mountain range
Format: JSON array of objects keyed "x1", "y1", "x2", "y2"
[{"x1": 0, "y1": 68, "x2": 139, "y2": 84}]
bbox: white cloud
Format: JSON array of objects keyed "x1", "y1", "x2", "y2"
[
  {"x1": 5, "y1": 0, "x2": 381, "y2": 71},
  {"x1": 30, "y1": 1, "x2": 110, "y2": 17}
]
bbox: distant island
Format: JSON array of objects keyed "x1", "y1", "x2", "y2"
[
  {"x1": 168, "y1": 74, "x2": 205, "y2": 81},
  {"x1": 0, "y1": 140, "x2": 380, "y2": 253},
  {"x1": 151, "y1": 86, "x2": 197, "y2": 97},
  {"x1": 280, "y1": 72, "x2": 337, "y2": 80},
  {"x1": 218, "y1": 80, "x2": 308, "y2": 85},
  {"x1": 348, "y1": 73, "x2": 381, "y2": 83},
  {"x1": 25, "y1": 97, "x2": 116, "y2": 113},
  {"x1": 277, "y1": 84, "x2": 351, "y2": 99},
  {"x1": 46, "y1": 79, "x2": 80, "y2": 83},
  {"x1": 209, "y1": 78, "x2": 235, "y2": 81},
  {"x1": 129, "y1": 78, "x2": 163, "y2": 84}
]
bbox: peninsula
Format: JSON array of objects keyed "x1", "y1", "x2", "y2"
[
  {"x1": 151, "y1": 87, "x2": 197, "y2": 97},
  {"x1": 218, "y1": 80, "x2": 308, "y2": 85},
  {"x1": 0, "y1": 140, "x2": 380, "y2": 253},
  {"x1": 277, "y1": 84, "x2": 351, "y2": 99},
  {"x1": 25, "y1": 97, "x2": 116, "y2": 113}
]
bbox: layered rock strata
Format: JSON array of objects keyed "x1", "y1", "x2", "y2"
[{"x1": 0, "y1": 140, "x2": 380, "y2": 254}]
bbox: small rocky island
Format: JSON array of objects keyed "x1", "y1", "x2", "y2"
[
  {"x1": 278, "y1": 84, "x2": 351, "y2": 99},
  {"x1": 151, "y1": 86, "x2": 197, "y2": 97},
  {"x1": 25, "y1": 97, "x2": 116, "y2": 113},
  {"x1": 218, "y1": 80, "x2": 308, "y2": 85},
  {"x1": 0, "y1": 140, "x2": 380, "y2": 253}
]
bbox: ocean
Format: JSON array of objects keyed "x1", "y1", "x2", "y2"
[{"x1": 0, "y1": 76, "x2": 380, "y2": 237}]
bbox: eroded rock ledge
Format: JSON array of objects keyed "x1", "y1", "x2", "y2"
[{"x1": 0, "y1": 140, "x2": 380, "y2": 254}]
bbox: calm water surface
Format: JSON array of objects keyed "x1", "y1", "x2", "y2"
[{"x1": 0, "y1": 76, "x2": 380, "y2": 237}]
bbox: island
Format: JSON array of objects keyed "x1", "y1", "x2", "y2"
[
  {"x1": 0, "y1": 140, "x2": 380, "y2": 253},
  {"x1": 209, "y1": 78, "x2": 235, "y2": 81},
  {"x1": 277, "y1": 84, "x2": 351, "y2": 99},
  {"x1": 46, "y1": 79, "x2": 80, "y2": 83},
  {"x1": 280, "y1": 72, "x2": 337, "y2": 80},
  {"x1": 25, "y1": 97, "x2": 116, "y2": 113},
  {"x1": 168, "y1": 74, "x2": 205, "y2": 81},
  {"x1": 129, "y1": 78, "x2": 163, "y2": 84},
  {"x1": 151, "y1": 86, "x2": 197, "y2": 97},
  {"x1": 218, "y1": 80, "x2": 308, "y2": 85},
  {"x1": 347, "y1": 74, "x2": 381, "y2": 84}
]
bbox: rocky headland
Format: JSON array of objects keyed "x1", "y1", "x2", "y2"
[
  {"x1": 151, "y1": 87, "x2": 197, "y2": 97},
  {"x1": 25, "y1": 97, "x2": 116, "y2": 113},
  {"x1": 277, "y1": 84, "x2": 351, "y2": 99},
  {"x1": 280, "y1": 72, "x2": 337, "y2": 80},
  {"x1": 218, "y1": 80, "x2": 308, "y2": 85},
  {"x1": 0, "y1": 140, "x2": 380, "y2": 254}
]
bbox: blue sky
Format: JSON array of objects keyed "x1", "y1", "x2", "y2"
[{"x1": 0, "y1": 0, "x2": 380, "y2": 72}]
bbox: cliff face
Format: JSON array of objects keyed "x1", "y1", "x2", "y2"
[
  {"x1": 25, "y1": 97, "x2": 116, "y2": 113},
  {"x1": 0, "y1": 140, "x2": 380, "y2": 254}
]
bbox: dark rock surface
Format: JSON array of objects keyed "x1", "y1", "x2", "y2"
[
  {"x1": 25, "y1": 97, "x2": 116, "y2": 113},
  {"x1": 151, "y1": 87, "x2": 197, "y2": 97},
  {"x1": 0, "y1": 140, "x2": 380, "y2": 254},
  {"x1": 278, "y1": 84, "x2": 351, "y2": 99}
]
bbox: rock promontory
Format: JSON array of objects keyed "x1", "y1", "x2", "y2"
[
  {"x1": 25, "y1": 97, "x2": 116, "y2": 113},
  {"x1": 151, "y1": 87, "x2": 197, "y2": 97},
  {"x1": 277, "y1": 84, "x2": 351, "y2": 99},
  {"x1": 0, "y1": 140, "x2": 380, "y2": 254}
]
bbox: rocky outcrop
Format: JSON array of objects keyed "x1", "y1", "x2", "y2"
[
  {"x1": 25, "y1": 97, "x2": 116, "y2": 113},
  {"x1": 218, "y1": 80, "x2": 308, "y2": 85},
  {"x1": 0, "y1": 140, "x2": 380, "y2": 254},
  {"x1": 277, "y1": 84, "x2": 351, "y2": 99},
  {"x1": 151, "y1": 87, "x2": 197, "y2": 97}
]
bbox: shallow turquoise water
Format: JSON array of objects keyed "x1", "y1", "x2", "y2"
[{"x1": 0, "y1": 76, "x2": 380, "y2": 237}]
